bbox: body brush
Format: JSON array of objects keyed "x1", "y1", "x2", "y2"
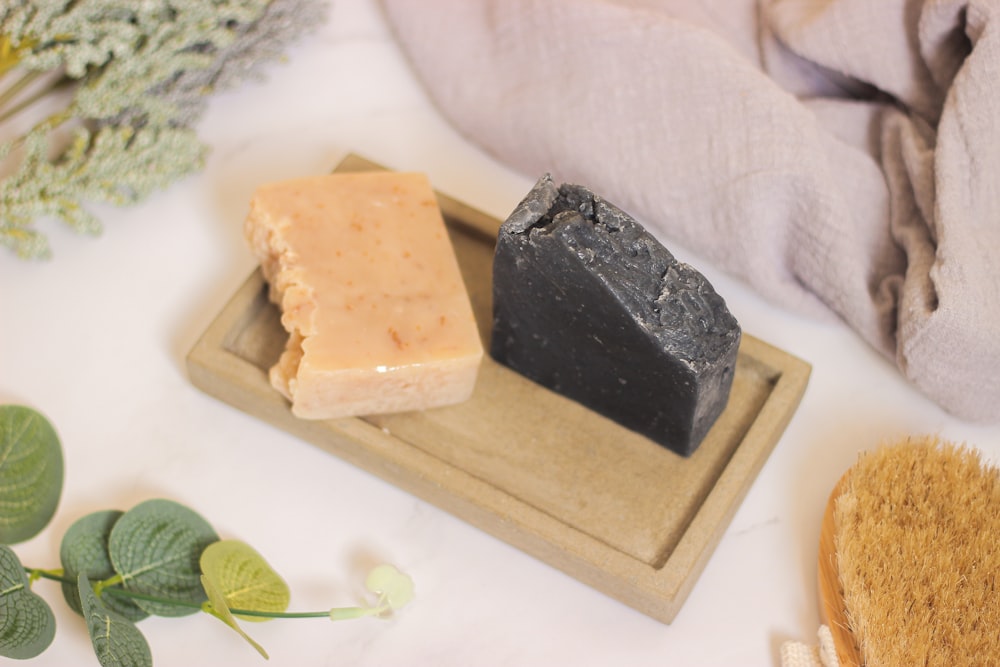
[{"x1": 818, "y1": 436, "x2": 1000, "y2": 666}]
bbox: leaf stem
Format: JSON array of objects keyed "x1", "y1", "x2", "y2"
[
  {"x1": 0, "y1": 68, "x2": 43, "y2": 112},
  {"x1": 0, "y1": 82, "x2": 75, "y2": 129},
  {"x1": 24, "y1": 566, "x2": 369, "y2": 620},
  {"x1": 26, "y1": 567, "x2": 64, "y2": 585},
  {"x1": 226, "y1": 607, "x2": 333, "y2": 620},
  {"x1": 328, "y1": 605, "x2": 384, "y2": 621},
  {"x1": 92, "y1": 572, "x2": 124, "y2": 597}
]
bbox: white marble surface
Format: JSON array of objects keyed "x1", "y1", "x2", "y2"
[{"x1": 3, "y1": 2, "x2": 999, "y2": 665}]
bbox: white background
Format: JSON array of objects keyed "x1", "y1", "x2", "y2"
[{"x1": 3, "y1": 2, "x2": 999, "y2": 665}]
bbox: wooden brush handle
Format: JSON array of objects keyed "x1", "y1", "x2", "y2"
[{"x1": 817, "y1": 473, "x2": 863, "y2": 667}]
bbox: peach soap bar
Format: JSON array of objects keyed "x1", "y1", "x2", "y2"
[{"x1": 244, "y1": 171, "x2": 483, "y2": 419}]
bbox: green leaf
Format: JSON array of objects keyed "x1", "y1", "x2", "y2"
[
  {"x1": 60, "y1": 509, "x2": 148, "y2": 621},
  {"x1": 0, "y1": 405, "x2": 64, "y2": 543},
  {"x1": 200, "y1": 574, "x2": 268, "y2": 659},
  {"x1": 78, "y1": 574, "x2": 152, "y2": 667},
  {"x1": 365, "y1": 564, "x2": 415, "y2": 612},
  {"x1": 108, "y1": 499, "x2": 219, "y2": 617},
  {"x1": 199, "y1": 540, "x2": 290, "y2": 622},
  {"x1": 329, "y1": 564, "x2": 416, "y2": 621},
  {"x1": 0, "y1": 545, "x2": 56, "y2": 659}
]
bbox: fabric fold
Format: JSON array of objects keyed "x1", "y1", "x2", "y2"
[{"x1": 380, "y1": 0, "x2": 1000, "y2": 421}]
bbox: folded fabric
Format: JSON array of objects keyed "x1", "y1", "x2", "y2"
[{"x1": 380, "y1": 0, "x2": 1000, "y2": 421}]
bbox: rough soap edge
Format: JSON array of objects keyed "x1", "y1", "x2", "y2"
[{"x1": 243, "y1": 194, "x2": 311, "y2": 403}]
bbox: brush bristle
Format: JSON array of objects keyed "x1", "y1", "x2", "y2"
[{"x1": 834, "y1": 435, "x2": 1000, "y2": 666}]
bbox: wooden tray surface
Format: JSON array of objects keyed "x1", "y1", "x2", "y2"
[{"x1": 186, "y1": 154, "x2": 811, "y2": 623}]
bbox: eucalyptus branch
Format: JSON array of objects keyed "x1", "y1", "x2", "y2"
[
  {"x1": 25, "y1": 567, "x2": 386, "y2": 620},
  {"x1": 0, "y1": 405, "x2": 415, "y2": 666}
]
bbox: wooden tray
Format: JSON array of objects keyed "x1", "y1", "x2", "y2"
[{"x1": 186, "y1": 154, "x2": 811, "y2": 623}]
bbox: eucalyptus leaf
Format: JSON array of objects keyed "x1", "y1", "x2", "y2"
[
  {"x1": 330, "y1": 564, "x2": 416, "y2": 621},
  {"x1": 60, "y1": 509, "x2": 148, "y2": 621},
  {"x1": 0, "y1": 405, "x2": 64, "y2": 544},
  {"x1": 200, "y1": 574, "x2": 268, "y2": 659},
  {"x1": 366, "y1": 564, "x2": 415, "y2": 612},
  {"x1": 200, "y1": 540, "x2": 290, "y2": 622},
  {"x1": 108, "y1": 499, "x2": 218, "y2": 617},
  {"x1": 78, "y1": 574, "x2": 152, "y2": 667},
  {"x1": 0, "y1": 545, "x2": 56, "y2": 659}
]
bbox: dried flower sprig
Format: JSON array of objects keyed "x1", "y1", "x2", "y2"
[{"x1": 0, "y1": 0, "x2": 326, "y2": 260}]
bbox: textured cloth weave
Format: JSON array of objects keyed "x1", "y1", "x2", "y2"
[
  {"x1": 780, "y1": 625, "x2": 840, "y2": 667},
  {"x1": 381, "y1": 0, "x2": 1000, "y2": 421}
]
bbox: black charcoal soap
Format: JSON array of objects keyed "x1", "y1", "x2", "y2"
[{"x1": 490, "y1": 175, "x2": 741, "y2": 456}]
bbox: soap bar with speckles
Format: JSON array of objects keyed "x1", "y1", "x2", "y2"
[
  {"x1": 490, "y1": 176, "x2": 741, "y2": 456},
  {"x1": 244, "y1": 171, "x2": 483, "y2": 420}
]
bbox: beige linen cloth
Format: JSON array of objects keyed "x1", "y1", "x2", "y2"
[{"x1": 380, "y1": 0, "x2": 1000, "y2": 421}]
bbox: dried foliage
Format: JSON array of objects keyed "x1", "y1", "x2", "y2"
[{"x1": 0, "y1": 0, "x2": 326, "y2": 259}]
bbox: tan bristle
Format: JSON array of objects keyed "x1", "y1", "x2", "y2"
[{"x1": 833, "y1": 435, "x2": 1000, "y2": 666}]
